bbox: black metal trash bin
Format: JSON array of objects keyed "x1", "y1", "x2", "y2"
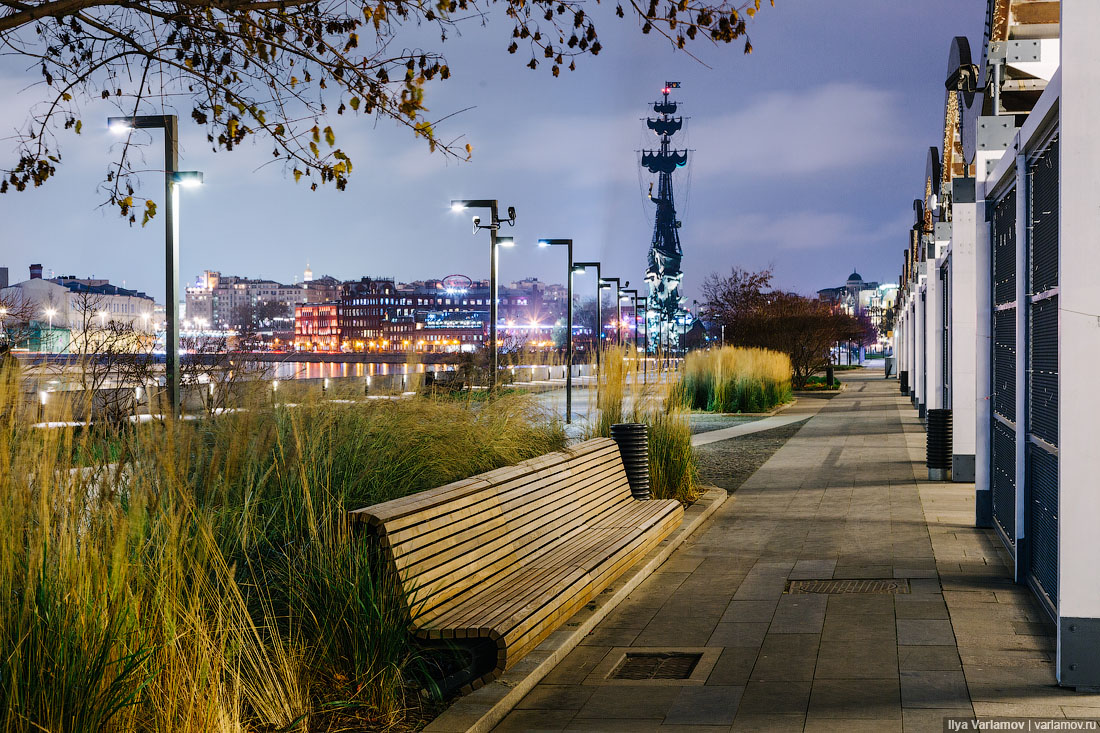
[
  {"x1": 900, "y1": 370, "x2": 909, "y2": 395},
  {"x1": 926, "y1": 409, "x2": 952, "y2": 481},
  {"x1": 610, "y1": 423, "x2": 651, "y2": 500}
]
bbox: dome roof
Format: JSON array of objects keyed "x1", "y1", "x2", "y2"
[{"x1": 847, "y1": 271, "x2": 862, "y2": 282}]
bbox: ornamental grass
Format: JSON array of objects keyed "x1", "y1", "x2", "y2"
[
  {"x1": 0, "y1": 369, "x2": 564, "y2": 733},
  {"x1": 590, "y1": 346, "x2": 699, "y2": 505},
  {"x1": 672, "y1": 346, "x2": 792, "y2": 414}
]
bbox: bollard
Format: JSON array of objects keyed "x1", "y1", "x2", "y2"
[
  {"x1": 610, "y1": 423, "x2": 651, "y2": 500},
  {"x1": 926, "y1": 409, "x2": 953, "y2": 481},
  {"x1": 899, "y1": 370, "x2": 909, "y2": 395},
  {"x1": 825, "y1": 366, "x2": 835, "y2": 388}
]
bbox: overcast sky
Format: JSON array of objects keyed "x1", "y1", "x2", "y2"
[{"x1": 0, "y1": 1, "x2": 985, "y2": 304}]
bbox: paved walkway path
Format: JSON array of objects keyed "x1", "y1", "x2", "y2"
[{"x1": 492, "y1": 371, "x2": 1100, "y2": 732}]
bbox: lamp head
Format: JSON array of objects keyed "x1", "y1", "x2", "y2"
[
  {"x1": 450, "y1": 201, "x2": 467, "y2": 213},
  {"x1": 537, "y1": 239, "x2": 549, "y2": 248},
  {"x1": 171, "y1": 170, "x2": 204, "y2": 188},
  {"x1": 497, "y1": 236, "x2": 515, "y2": 247},
  {"x1": 107, "y1": 117, "x2": 133, "y2": 134}
]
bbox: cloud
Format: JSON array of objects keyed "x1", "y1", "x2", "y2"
[
  {"x1": 696, "y1": 209, "x2": 911, "y2": 253},
  {"x1": 384, "y1": 81, "x2": 911, "y2": 187},
  {"x1": 688, "y1": 83, "x2": 911, "y2": 179}
]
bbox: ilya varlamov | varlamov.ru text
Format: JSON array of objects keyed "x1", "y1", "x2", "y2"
[{"x1": 945, "y1": 718, "x2": 1099, "y2": 732}]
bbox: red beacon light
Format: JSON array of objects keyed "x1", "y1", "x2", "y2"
[{"x1": 662, "y1": 86, "x2": 670, "y2": 94}]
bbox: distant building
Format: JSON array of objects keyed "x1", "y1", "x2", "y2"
[
  {"x1": 817, "y1": 271, "x2": 898, "y2": 336},
  {"x1": 186, "y1": 270, "x2": 307, "y2": 331},
  {"x1": 294, "y1": 303, "x2": 340, "y2": 352},
  {"x1": 1, "y1": 264, "x2": 155, "y2": 352}
]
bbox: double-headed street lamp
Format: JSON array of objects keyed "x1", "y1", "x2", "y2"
[
  {"x1": 573, "y1": 261, "x2": 602, "y2": 379},
  {"x1": 108, "y1": 114, "x2": 203, "y2": 418},
  {"x1": 450, "y1": 199, "x2": 516, "y2": 390},
  {"x1": 538, "y1": 238, "x2": 576, "y2": 423}
]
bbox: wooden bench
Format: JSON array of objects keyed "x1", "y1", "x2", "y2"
[{"x1": 349, "y1": 437, "x2": 683, "y2": 687}]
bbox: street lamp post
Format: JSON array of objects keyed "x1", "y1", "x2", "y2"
[
  {"x1": 574, "y1": 261, "x2": 602, "y2": 383},
  {"x1": 636, "y1": 295, "x2": 649, "y2": 383},
  {"x1": 107, "y1": 114, "x2": 203, "y2": 418},
  {"x1": 450, "y1": 200, "x2": 516, "y2": 390},
  {"x1": 538, "y1": 238, "x2": 575, "y2": 424},
  {"x1": 599, "y1": 277, "x2": 622, "y2": 346},
  {"x1": 619, "y1": 288, "x2": 639, "y2": 354}
]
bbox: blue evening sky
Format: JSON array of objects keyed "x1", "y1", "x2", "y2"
[{"x1": 0, "y1": 1, "x2": 985, "y2": 303}]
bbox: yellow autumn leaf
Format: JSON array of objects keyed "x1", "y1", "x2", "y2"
[
  {"x1": 323, "y1": 126, "x2": 335, "y2": 146},
  {"x1": 290, "y1": 76, "x2": 299, "y2": 89},
  {"x1": 74, "y1": 120, "x2": 82, "y2": 134},
  {"x1": 309, "y1": 141, "x2": 319, "y2": 157},
  {"x1": 311, "y1": 125, "x2": 320, "y2": 143},
  {"x1": 349, "y1": 97, "x2": 361, "y2": 111},
  {"x1": 293, "y1": 169, "x2": 303, "y2": 182}
]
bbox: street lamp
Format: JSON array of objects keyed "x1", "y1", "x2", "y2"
[
  {"x1": 450, "y1": 199, "x2": 516, "y2": 390},
  {"x1": 634, "y1": 295, "x2": 650, "y2": 382},
  {"x1": 573, "y1": 261, "x2": 602, "y2": 381},
  {"x1": 599, "y1": 278, "x2": 626, "y2": 346},
  {"x1": 44, "y1": 307, "x2": 57, "y2": 330},
  {"x1": 108, "y1": 114, "x2": 204, "y2": 418},
  {"x1": 619, "y1": 288, "x2": 639, "y2": 353},
  {"x1": 538, "y1": 238, "x2": 574, "y2": 423}
]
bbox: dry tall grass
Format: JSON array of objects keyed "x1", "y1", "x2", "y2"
[
  {"x1": 672, "y1": 346, "x2": 792, "y2": 413},
  {"x1": 0, "y1": 369, "x2": 565, "y2": 733},
  {"x1": 589, "y1": 347, "x2": 699, "y2": 505}
]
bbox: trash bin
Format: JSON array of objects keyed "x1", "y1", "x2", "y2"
[
  {"x1": 610, "y1": 423, "x2": 651, "y2": 500},
  {"x1": 926, "y1": 409, "x2": 952, "y2": 481},
  {"x1": 884, "y1": 356, "x2": 895, "y2": 378}
]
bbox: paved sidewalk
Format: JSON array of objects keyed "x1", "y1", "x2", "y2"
[{"x1": 492, "y1": 372, "x2": 1100, "y2": 732}]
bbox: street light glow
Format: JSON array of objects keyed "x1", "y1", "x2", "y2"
[
  {"x1": 171, "y1": 171, "x2": 204, "y2": 188},
  {"x1": 450, "y1": 202, "x2": 466, "y2": 213},
  {"x1": 497, "y1": 236, "x2": 515, "y2": 247},
  {"x1": 108, "y1": 120, "x2": 133, "y2": 134}
]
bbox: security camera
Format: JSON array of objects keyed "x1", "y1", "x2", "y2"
[
  {"x1": 472, "y1": 215, "x2": 481, "y2": 233},
  {"x1": 623, "y1": 280, "x2": 629, "y2": 288},
  {"x1": 507, "y1": 206, "x2": 517, "y2": 223}
]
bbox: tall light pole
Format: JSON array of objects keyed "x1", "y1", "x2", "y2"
[
  {"x1": 635, "y1": 295, "x2": 649, "y2": 383},
  {"x1": 108, "y1": 115, "x2": 203, "y2": 418},
  {"x1": 574, "y1": 261, "x2": 602, "y2": 381},
  {"x1": 599, "y1": 277, "x2": 622, "y2": 346},
  {"x1": 450, "y1": 200, "x2": 516, "y2": 390},
  {"x1": 619, "y1": 288, "x2": 639, "y2": 353},
  {"x1": 538, "y1": 238, "x2": 576, "y2": 423}
]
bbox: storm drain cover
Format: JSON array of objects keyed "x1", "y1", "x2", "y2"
[
  {"x1": 786, "y1": 578, "x2": 910, "y2": 594},
  {"x1": 610, "y1": 652, "x2": 702, "y2": 680}
]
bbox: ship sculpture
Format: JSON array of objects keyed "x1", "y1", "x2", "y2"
[{"x1": 642, "y1": 82, "x2": 690, "y2": 352}]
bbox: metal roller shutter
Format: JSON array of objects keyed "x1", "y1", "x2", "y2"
[
  {"x1": 993, "y1": 191, "x2": 1016, "y2": 306},
  {"x1": 992, "y1": 418, "x2": 1017, "y2": 546},
  {"x1": 993, "y1": 309, "x2": 1016, "y2": 421},
  {"x1": 1026, "y1": 135, "x2": 1059, "y2": 616},
  {"x1": 1027, "y1": 443, "x2": 1058, "y2": 614},
  {"x1": 1029, "y1": 296, "x2": 1058, "y2": 445},
  {"x1": 990, "y1": 188, "x2": 1017, "y2": 552}
]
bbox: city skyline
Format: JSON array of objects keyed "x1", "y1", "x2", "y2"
[{"x1": 0, "y1": 3, "x2": 983, "y2": 303}]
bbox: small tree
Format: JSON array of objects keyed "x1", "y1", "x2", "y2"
[{"x1": 738, "y1": 293, "x2": 838, "y2": 389}]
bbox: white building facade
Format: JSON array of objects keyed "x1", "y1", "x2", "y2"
[{"x1": 894, "y1": 0, "x2": 1099, "y2": 688}]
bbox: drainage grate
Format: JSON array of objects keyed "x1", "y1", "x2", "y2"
[
  {"x1": 610, "y1": 652, "x2": 702, "y2": 680},
  {"x1": 786, "y1": 579, "x2": 910, "y2": 594}
]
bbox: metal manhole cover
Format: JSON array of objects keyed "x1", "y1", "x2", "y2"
[
  {"x1": 786, "y1": 578, "x2": 910, "y2": 594},
  {"x1": 610, "y1": 652, "x2": 702, "y2": 680}
]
